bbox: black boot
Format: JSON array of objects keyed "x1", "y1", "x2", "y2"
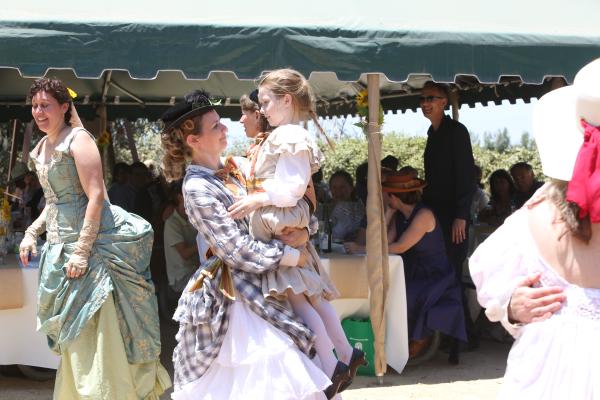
[{"x1": 448, "y1": 339, "x2": 460, "y2": 365}]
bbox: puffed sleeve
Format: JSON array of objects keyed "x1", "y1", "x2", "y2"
[{"x1": 469, "y1": 209, "x2": 532, "y2": 337}]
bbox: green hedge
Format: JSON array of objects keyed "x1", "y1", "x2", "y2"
[{"x1": 319, "y1": 132, "x2": 543, "y2": 186}]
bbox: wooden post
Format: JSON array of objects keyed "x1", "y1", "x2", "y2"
[
  {"x1": 90, "y1": 106, "x2": 108, "y2": 180},
  {"x1": 550, "y1": 77, "x2": 566, "y2": 91},
  {"x1": 124, "y1": 120, "x2": 140, "y2": 162},
  {"x1": 6, "y1": 120, "x2": 19, "y2": 183},
  {"x1": 450, "y1": 89, "x2": 460, "y2": 121},
  {"x1": 106, "y1": 121, "x2": 116, "y2": 176},
  {"x1": 21, "y1": 121, "x2": 34, "y2": 166}
]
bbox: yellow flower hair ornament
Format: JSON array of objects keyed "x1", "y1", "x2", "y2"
[{"x1": 67, "y1": 87, "x2": 78, "y2": 100}]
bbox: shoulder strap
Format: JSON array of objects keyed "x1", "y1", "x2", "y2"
[
  {"x1": 31, "y1": 136, "x2": 47, "y2": 159},
  {"x1": 66, "y1": 127, "x2": 95, "y2": 152}
]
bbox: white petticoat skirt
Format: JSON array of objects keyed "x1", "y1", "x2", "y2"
[{"x1": 171, "y1": 300, "x2": 331, "y2": 400}]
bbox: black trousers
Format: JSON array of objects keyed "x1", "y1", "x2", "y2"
[
  {"x1": 436, "y1": 212, "x2": 477, "y2": 351},
  {"x1": 437, "y1": 214, "x2": 470, "y2": 282}
]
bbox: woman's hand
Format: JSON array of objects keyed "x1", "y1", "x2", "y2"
[
  {"x1": 228, "y1": 194, "x2": 267, "y2": 219},
  {"x1": 65, "y1": 254, "x2": 88, "y2": 279},
  {"x1": 19, "y1": 234, "x2": 37, "y2": 267},
  {"x1": 508, "y1": 272, "x2": 566, "y2": 324},
  {"x1": 343, "y1": 241, "x2": 365, "y2": 254},
  {"x1": 275, "y1": 227, "x2": 309, "y2": 248}
]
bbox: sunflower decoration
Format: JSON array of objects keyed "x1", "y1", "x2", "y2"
[
  {"x1": 96, "y1": 130, "x2": 111, "y2": 149},
  {"x1": 354, "y1": 89, "x2": 384, "y2": 134}
]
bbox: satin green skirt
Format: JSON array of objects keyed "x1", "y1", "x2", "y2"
[{"x1": 54, "y1": 294, "x2": 171, "y2": 399}]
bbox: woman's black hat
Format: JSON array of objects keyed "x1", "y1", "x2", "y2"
[{"x1": 160, "y1": 90, "x2": 219, "y2": 131}]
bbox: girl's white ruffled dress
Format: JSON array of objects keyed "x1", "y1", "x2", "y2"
[
  {"x1": 172, "y1": 299, "x2": 330, "y2": 400},
  {"x1": 470, "y1": 209, "x2": 600, "y2": 400}
]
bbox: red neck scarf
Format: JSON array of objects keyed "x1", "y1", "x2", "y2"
[{"x1": 566, "y1": 119, "x2": 600, "y2": 222}]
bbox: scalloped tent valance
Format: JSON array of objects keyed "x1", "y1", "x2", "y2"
[{"x1": 1, "y1": 0, "x2": 599, "y2": 121}]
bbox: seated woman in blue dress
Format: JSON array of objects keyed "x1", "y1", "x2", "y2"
[{"x1": 383, "y1": 170, "x2": 467, "y2": 362}]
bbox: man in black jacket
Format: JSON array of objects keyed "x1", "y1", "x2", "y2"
[{"x1": 421, "y1": 81, "x2": 475, "y2": 282}]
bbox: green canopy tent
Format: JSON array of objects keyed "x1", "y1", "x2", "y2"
[
  {"x1": 2, "y1": 0, "x2": 600, "y2": 378},
  {"x1": 2, "y1": 0, "x2": 600, "y2": 121}
]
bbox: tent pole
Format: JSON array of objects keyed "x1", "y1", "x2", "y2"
[{"x1": 365, "y1": 73, "x2": 389, "y2": 381}]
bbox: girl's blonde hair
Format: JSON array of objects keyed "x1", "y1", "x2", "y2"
[
  {"x1": 161, "y1": 117, "x2": 201, "y2": 182},
  {"x1": 258, "y1": 68, "x2": 333, "y2": 148},
  {"x1": 543, "y1": 179, "x2": 592, "y2": 242}
]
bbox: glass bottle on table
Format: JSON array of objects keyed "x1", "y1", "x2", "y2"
[
  {"x1": 325, "y1": 218, "x2": 332, "y2": 253},
  {"x1": 320, "y1": 203, "x2": 332, "y2": 253}
]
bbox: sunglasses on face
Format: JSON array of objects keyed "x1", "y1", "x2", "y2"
[{"x1": 419, "y1": 96, "x2": 445, "y2": 103}]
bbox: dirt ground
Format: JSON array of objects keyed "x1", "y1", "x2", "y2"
[{"x1": 0, "y1": 332, "x2": 510, "y2": 400}]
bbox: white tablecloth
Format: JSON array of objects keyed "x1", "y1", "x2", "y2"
[
  {"x1": 320, "y1": 254, "x2": 408, "y2": 374},
  {"x1": 0, "y1": 252, "x2": 408, "y2": 373},
  {"x1": 0, "y1": 257, "x2": 60, "y2": 368}
]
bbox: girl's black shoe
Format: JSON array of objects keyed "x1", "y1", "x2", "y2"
[
  {"x1": 338, "y1": 348, "x2": 368, "y2": 392},
  {"x1": 324, "y1": 361, "x2": 351, "y2": 399}
]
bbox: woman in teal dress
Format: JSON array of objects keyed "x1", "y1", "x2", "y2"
[{"x1": 19, "y1": 78, "x2": 171, "y2": 399}]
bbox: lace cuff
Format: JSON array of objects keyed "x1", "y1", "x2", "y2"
[
  {"x1": 21, "y1": 213, "x2": 46, "y2": 258},
  {"x1": 24, "y1": 214, "x2": 46, "y2": 240},
  {"x1": 73, "y1": 219, "x2": 100, "y2": 257}
]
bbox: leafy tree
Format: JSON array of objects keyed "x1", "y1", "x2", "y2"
[
  {"x1": 481, "y1": 128, "x2": 511, "y2": 153},
  {"x1": 112, "y1": 119, "x2": 163, "y2": 168},
  {"x1": 519, "y1": 131, "x2": 537, "y2": 150},
  {"x1": 482, "y1": 131, "x2": 495, "y2": 150},
  {"x1": 494, "y1": 128, "x2": 511, "y2": 153}
]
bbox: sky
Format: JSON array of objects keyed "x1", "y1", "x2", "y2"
[{"x1": 222, "y1": 99, "x2": 537, "y2": 148}]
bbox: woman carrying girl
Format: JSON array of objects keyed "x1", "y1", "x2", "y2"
[
  {"x1": 161, "y1": 90, "x2": 331, "y2": 400},
  {"x1": 228, "y1": 69, "x2": 365, "y2": 398}
]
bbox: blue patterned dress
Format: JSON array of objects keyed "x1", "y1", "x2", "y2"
[{"x1": 30, "y1": 128, "x2": 170, "y2": 398}]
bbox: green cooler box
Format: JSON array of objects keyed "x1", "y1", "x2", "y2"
[{"x1": 341, "y1": 317, "x2": 376, "y2": 376}]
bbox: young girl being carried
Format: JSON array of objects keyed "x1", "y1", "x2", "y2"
[{"x1": 228, "y1": 69, "x2": 366, "y2": 398}]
